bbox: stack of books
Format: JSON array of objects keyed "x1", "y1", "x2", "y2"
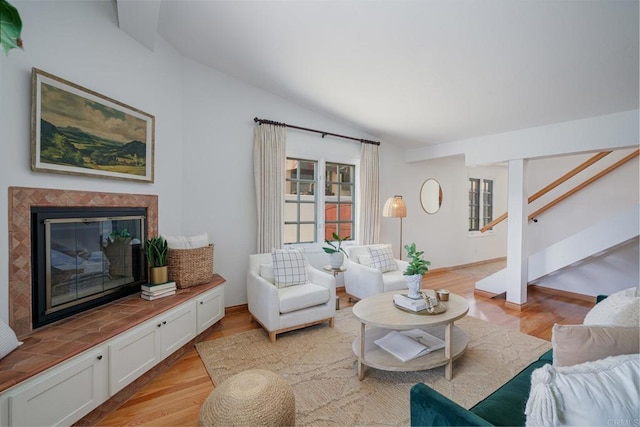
[
  {"x1": 393, "y1": 293, "x2": 427, "y2": 312},
  {"x1": 141, "y1": 281, "x2": 177, "y2": 300}
]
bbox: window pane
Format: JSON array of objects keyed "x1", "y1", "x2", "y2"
[
  {"x1": 299, "y1": 224, "x2": 315, "y2": 243},
  {"x1": 284, "y1": 201, "x2": 298, "y2": 222},
  {"x1": 299, "y1": 161, "x2": 315, "y2": 181},
  {"x1": 300, "y1": 202, "x2": 315, "y2": 222},
  {"x1": 338, "y1": 222, "x2": 352, "y2": 238},
  {"x1": 283, "y1": 224, "x2": 298, "y2": 244},
  {"x1": 285, "y1": 181, "x2": 297, "y2": 195}
]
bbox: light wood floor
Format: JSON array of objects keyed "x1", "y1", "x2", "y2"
[{"x1": 96, "y1": 260, "x2": 593, "y2": 426}]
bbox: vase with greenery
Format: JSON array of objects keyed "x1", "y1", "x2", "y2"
[
  {"x1": 403, "y1": 243, "x2": 431, "y2": 298},
  {"x1": 143, "y1": 236, "x2": 168, "y2": 284},
  {"x1": 323, "y1": 232, "x2": 350, "y2": 268}
]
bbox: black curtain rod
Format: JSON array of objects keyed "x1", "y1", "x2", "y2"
[{"x1": 253, "y1": 117, "x2": 380, "y2": 146}]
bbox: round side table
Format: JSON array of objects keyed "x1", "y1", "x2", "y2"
[{"x1": 323, "y1": 265, "x2": 346, "y2": 310}]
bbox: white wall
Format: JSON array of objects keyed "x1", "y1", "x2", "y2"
[
  {"x1": 0, "y1": 1, "x2": 185, "y2": 322},
  {"x1": 527, "y1": 148, "x2": 639, "y2": 252},
  {"x1": 379, "y1": 152, "x2": 509, "y2": 270},
  {"x1": 180, "y1": 59, "x2": 365, "y2": 306}
]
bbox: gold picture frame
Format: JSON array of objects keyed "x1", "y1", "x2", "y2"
[{"x1": 31, "y1": 68, "x2": 155, "y2": 183}]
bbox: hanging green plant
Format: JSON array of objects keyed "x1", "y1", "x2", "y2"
[{"x1": 0, "y1": 0, "x2": 23, "y2": 56}]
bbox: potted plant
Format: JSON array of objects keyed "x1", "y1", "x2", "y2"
[
  {"x1": 143, "y1": 236, "x2": 168, "y2": 284},
  {"x1": 323, "y1": 232, "x2": 350, "y2": 268},
  {"x1": 0, "y1": 0, "x2": 24, "y2": 55},
  {"x1": 403, "y1": 243, "x2": 431, "y2": 299}
]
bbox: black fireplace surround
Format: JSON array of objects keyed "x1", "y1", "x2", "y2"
[{"x1": 31, "y1": 207, "x2": 147, "y2": 328}]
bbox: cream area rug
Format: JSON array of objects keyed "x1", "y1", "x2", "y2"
[{"x1": 196, "y1": 308, "x2": 550, "y2": 426}]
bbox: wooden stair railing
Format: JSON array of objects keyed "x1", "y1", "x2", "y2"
[
  {"x1": 480, "y1": 149, "x2": 638, "y2": 232},
  {"x1": 528, "y1": 149, "x2": 639, "y2": 221}
]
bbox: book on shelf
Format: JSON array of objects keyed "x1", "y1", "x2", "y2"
[
  {"x1": 393, "y1": 294, "x2": 427, "y2": 312},
  {"x1": 140, "y1": 289, "x2": 176, "y2": 301},
  {"x1": 374, "y1": 329, "x2": 445, "y2": 363},
  {"x1": 141, "y1": 281, "x2": 176, "y2": 293}
]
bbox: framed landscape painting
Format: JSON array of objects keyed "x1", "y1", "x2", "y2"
[{"x1": 31, "y1": 68, "x2": 155, "y2": 183}]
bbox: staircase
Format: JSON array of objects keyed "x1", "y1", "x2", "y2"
[{"x1": 476, "y1": 204, "x2": 640, "y2": 295}]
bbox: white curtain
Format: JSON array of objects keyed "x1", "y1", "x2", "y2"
[
  {"x1": 254, "y1": 124, "x2": 287, "y2": 253},
  {"x1": 359, "y1": 143, "x2": 380, "y2": 244}
]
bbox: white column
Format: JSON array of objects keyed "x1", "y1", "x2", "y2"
[{"x1": 506, "y1": 159, "x2": 528, "y2": 305}]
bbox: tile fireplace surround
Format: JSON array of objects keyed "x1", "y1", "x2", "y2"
[{"x1": 8, "y1": 187, "x2": 158, "y2": 338}]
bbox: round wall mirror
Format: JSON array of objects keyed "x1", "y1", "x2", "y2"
[{"x1": 420, "y1": 179, "x2": 443, "y2": 214}]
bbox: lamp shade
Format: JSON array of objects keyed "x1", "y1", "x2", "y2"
[{"x1": 382, "y1": 195, "x2": 407, "y2": 218}]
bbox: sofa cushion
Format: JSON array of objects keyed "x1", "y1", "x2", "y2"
[
  {"x1": 278, "y1": 283, "x2": 330, "y2": 314},
  {"x1": 368, "y1": 245, "x2": 397, "y2": 272},
  {"x1": 552, "y1": 324, "x2": 640, "y2": 367},
  {"x1": 583, "y1": 287, "x2": 639, "y2": 327},
  {"x1": 272, "y1": 249, "x2": 308, "y2": 288},
  {"x1": 470, "y1": 360, "x2": 550, "y2": 426},
  {"x1": 525, "y1": 354, "x2": 639, "y2": 427},
  {"x1": 381, "y1": 269, "x2": 409, "y2": 292}
]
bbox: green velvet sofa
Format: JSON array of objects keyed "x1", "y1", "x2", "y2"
[
  {"x1": 410, "y1": 296, "x2": 608, "y2": 426},
  {"x1": 410, "y1": 349, "x2": 553, "y2": 426}
]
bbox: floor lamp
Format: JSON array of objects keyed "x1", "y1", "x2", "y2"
[{"x1": 382, "y1": 195, "x2": 407, "y2": 259}]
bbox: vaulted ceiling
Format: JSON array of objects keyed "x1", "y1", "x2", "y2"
[{"x1": 118, "y1": 0, "x2": 639, "y2": 149}]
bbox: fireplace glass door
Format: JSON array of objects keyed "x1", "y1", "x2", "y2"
[{"x1": 44, "y1": 215, "x2": 145, "y2": 313}]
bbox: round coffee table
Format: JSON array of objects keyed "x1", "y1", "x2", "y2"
[{"x1": 351, "y1": 290, "x2": 469, "y2": 380}]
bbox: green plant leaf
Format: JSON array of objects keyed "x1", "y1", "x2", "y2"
[{"x1": 0, "y1": 0, "x2": 23, "y2": 56}]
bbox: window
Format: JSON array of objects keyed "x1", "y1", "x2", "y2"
[
  {"x1": 469, "y1": 178, "x2": 493, "y2": 233},
  {"x1": 324, "y1": 162, "x2": 354, "y2": 240},
  {"x1": 285, "y1": 159, "x2": 317, "y2": 244},
  {"x1": 284, "y1": 158, "x2": 355, "y2": 244}
]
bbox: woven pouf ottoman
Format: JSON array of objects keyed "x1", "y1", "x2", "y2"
[{"x1": 199, "y1": 369, "x2": 295, "y2": 426}]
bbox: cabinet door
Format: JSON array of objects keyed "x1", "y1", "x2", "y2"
[
  {"x1": 7, "y1": 347, "x2": 108, "y2": 427},
  {"x1": 109, "y1": 322, "x2": 160, "y2": 395},
  {"x1": 159, "y1": 302, "x2": 196, "y2": 359},
  {"x1": 196, "y1": 286, "x2": 225, "y2": 334}
]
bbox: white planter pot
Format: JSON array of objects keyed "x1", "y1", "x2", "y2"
[
  {"x1": 329, "y1": 252, "x2": 344, "y2": 269},
  {"x1": 405, "y1": 274, "x2": 423, "y2": 299}
]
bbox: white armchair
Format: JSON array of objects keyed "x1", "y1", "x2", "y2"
[
  {"x1": 344, "y1": 244, "x2": 410, "y2": 300},
  {"x1": 247, "y1": 252, "x2": 336, "y2": 342}
]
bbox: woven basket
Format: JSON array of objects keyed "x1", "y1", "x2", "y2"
[{"x1": 167, "y1": 244, "x2": 214, "y2": 289}]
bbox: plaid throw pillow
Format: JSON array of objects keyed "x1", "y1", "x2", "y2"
[
  {"x1": 368, "y1": 245, "x2": 397, "y2": 273},
  {"x1": 272, "y1": 249, "x2": 308, "y2": 288}
]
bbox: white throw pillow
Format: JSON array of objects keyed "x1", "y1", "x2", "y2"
[
  {"x1": 0, "y1": 319, "x2": 22, "y2": 360},
  {"x1": 164, "y1": 232, "x2": 210, "y2": 249},
  {"x1": 368, "y1": 245, "x2": 397, "y2": 273},
  {"x1": 272, "y1": 249, "x2": 308, "y2": 288},
  {"x1": 583, "y1": 287, "x2": 640, "y2": 327},
  {"x1": 525, "y1": 354, "x2": 640, "y2": 427}
]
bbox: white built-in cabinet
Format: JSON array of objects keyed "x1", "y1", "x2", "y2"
[{"x1": 0, "y1": 284, "x2": 224, "y2": 427}]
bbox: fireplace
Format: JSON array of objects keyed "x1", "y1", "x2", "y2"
[
  {"x1": 8, "y1": 187, "x2": 159, "y2": 337},
  {"x1": 31, "y1": 207, "x2": 147, "y2": 328}
]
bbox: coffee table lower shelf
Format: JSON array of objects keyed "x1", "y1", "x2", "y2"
[{"x1": 352, "y1": 324, "x2": 468, "y2": 375}]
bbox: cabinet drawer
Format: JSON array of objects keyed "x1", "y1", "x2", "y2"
[
  {"x1": 160, "y1": 302, "x2": 196, "y2": 358},
  {"x1": 196, "y1": 286, "x2": 225, "y2": 334},
  {"x1": 7, "y1": 347, "x2": 108, "y2": 427},
  {"x1": 109, "y1": 323, "x2": 159, "y2": 395}
]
